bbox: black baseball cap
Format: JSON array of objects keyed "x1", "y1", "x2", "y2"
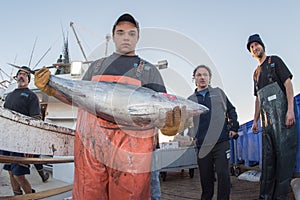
[
  {"x1": 16, "y1": 66, "x2": 31, "y2": 83},
  {"x1": 112, "y1": 13, "x2": 139, "y2": 34}
]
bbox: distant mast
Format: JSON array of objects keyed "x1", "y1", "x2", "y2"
[
  {"x1": 105, "y1": 34, "x2": 111, "y2": 57},
  {"x1": 55, "y1": 33, "x2": 71, "y2": 75},
  {"x1": 62, "y1": 34, "x2": 70, "y2": 64}
]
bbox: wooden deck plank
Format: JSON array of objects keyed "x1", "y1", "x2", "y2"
[
  {"x1": 0, "y1": 185, "x2": 73, "y2": 200},
  {"x1": 0, "y1": 155, "x2": 74, "y2": 164}
]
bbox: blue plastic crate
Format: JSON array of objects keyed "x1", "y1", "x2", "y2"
[
  {"x1": 245, "y1": 120, "x2": 262, "y2": 166},
  {"x1": 293, "y1": 94, "x2": 300, "y2": 173},
  {"x1": 230, "y1": 126, "x2": 246, "y2": 165},
  {"x1": 232, "y1": 120, "x2": 262, "y2": 168}
]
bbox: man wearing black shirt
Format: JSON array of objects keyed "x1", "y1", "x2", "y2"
[
  {"x1": 247, "y1": 34, "x2": 297, "y2": 199},
  {"x1": 1, "y1": 66, "x2": 41, "y2": 195}
]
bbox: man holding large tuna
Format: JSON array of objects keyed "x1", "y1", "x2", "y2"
[{"x1": 34, "y1": 13, "x2": 190, "y2": 200}]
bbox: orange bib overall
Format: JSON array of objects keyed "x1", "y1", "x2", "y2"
[{"x1": 72, "y1": 75, "x2": 155, "y2": 200}]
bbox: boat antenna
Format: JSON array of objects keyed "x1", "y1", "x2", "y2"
[
  {"x1": 0, "y1": 67, "x2": 15, "y2": 80},
  {"x1": 13, "y1": 54, "x2": 18, "y2": 65},
  {"x1": 0, "y1": 70, "x2": 4, "y2": 81},
  {"x1": 8, "y1": 62, "x2": 64, "y2": 75},
  {"x1": 61, "y1": 21, "x2": 65, "y2": 42},
  {"x1": 33, "y1": 46, "x2": 52, "y2": 70},
  {"x1": 70, "y1": 21, "x2": 88, "y2": 62},
  {"x1": 28, "y1": 36, "x2": 38, "y2": 68},
  {"x1": 105, "y1": 34, "x2": 111, "y2": 56},
  {"x1": 60, "y1": 23, "x2": 69, "y2": 63},
  {"x1": 7, "y1": 63, "x2": 35, "y2": 74},
  {"x1": 0, "y1": 68, "x2": 11, "y2": 88},
  {"x1": 10, "y1": 54, "x2": 18, "y2": 78},
  {"x1": 63, "y1": 32, "x2": 70, "y2": 64}
]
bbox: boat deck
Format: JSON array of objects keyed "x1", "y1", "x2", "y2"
[
  {"x1": 0, "y1": 166, "x2": 295, "y2": 199},
  {"x1": 160, "y1": 168, "x2": 295, "y2": 200}
]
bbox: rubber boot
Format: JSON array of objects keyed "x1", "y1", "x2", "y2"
[{"x1": 37, "y1": 169, "x2": 49, "y2": 182}]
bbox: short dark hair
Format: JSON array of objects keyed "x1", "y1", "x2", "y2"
[
  {"x1": 192, "y1": 65, "x2": 212, "y2": 86},
  {"x1": 112, "y1": 13, "x2": 139, "y2": 35},
  {"x1": 193, "y1": 65, "x2": 212, "y2": 78}
]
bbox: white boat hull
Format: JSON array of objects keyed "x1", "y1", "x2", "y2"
[{"x1": 0, "y1": 107, "x2": 75, "y2": 156}]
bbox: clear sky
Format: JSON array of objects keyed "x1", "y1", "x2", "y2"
[{"x1": 1, "y1": 0, "x2": 300, "y2": 123}]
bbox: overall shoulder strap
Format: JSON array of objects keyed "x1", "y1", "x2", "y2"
[
  {"x1": 94, "y1": 57, "x2": 106, "y2": 71},
  {"x1": 267, "y1": 56, "x2": 276, "y2": 83}
]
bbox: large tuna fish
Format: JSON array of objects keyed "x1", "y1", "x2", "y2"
[
  {"x1": 7, "y1": 62, "x2": 208, "y2": 129},
  {"x1": 48, "y1": 75, "x2": 208, "y2": 129}
]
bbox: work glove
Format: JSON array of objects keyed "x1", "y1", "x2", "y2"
[
  {"x1": 34, "y1": 67, "x2": 56, "y2": 96},
  {"x1": 159, "y1": 106, "x2": 189, "y2": 136}
]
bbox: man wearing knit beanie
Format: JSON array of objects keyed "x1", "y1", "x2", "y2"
[
  {"x1": 247, "y1": 34, "x2": 265, "y2": 52},
  {"x1": 247, "y1": 33, "x2": 297, "y2": 199}
]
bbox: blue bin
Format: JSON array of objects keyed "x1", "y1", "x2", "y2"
[
  {"x1": 230, "y1": 138, "x2": 235, "y2": 164},
  {"x1": 238, "y1": 125, "x2": 247, "y2": 163},
  {"x1": 293, "y1": 94, "x2": 300, "y2": 174},
  {"x1": 235, "y1": 120, "x2": 262, "y2": 168},
  {"x1": 230, "y1": 126, "x2": 244, "y2": 165},
  {"x1": 245, "y1": 120, "x2": 262, "y2": 166}
]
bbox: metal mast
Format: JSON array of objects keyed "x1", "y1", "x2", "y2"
[{"x1": 70, "y1": 22, "x2": 88, "y2": 62}]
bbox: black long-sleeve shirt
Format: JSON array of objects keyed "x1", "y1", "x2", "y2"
[{"x1": 188, "y1": 87, "x2": 239, "y2": 148}]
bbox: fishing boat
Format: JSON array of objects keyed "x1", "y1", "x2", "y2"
[
  {"x1": 0, "y1": 61, "x2": 77, "y2": 199},
  {"x1": 0, "y1": 107, "x2": 74, "y2": 156},
  {"x1": 0, "y1": 24, "x2": 82, "y2": 199}
]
